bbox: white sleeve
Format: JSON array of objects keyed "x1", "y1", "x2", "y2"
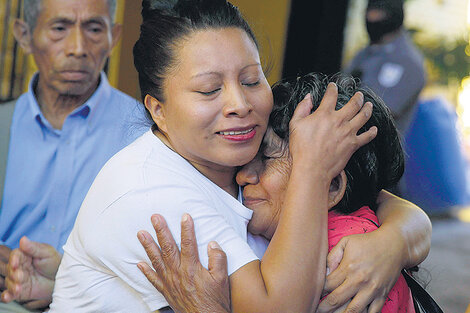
[{"x1": 84, "y1": 184, "x2": 258, "y2": 311}]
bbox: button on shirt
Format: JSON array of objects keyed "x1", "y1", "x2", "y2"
[{"x1": 0, "y1": 72, "x2": 147, "y2": 252}]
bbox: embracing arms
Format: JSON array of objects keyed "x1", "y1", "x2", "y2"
[{"x1": 139, "y1": 191, "x2": 431, "y2": 313}]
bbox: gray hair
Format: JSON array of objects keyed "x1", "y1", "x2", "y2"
[{"x1": 23, "y1": 0, "x2": 117, "y2": 30}]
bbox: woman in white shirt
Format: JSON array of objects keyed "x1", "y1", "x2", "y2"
[{"x1": 49, "y1": 1, "x2": 430, "y2": 312}]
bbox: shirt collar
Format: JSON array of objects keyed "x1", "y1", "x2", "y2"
[{"x1": 26, "y1": 71, "x2": 111, "y2": 137}]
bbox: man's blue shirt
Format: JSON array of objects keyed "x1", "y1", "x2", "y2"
[{"x1": 0, "y1": 72, "x2": 147, "y2": 252}]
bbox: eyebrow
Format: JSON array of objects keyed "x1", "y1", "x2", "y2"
[
  {"x1": 190, "y1": 63, "x2": 262, "y2": 79},
  {"x1": 48, "y1": 16, "x2": 107, "y2": 26}
]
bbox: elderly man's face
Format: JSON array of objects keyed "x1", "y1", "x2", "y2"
[{"x1": 26, "y1": 0, "x2": 119, "y2": 96}]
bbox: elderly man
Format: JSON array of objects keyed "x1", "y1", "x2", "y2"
[{"x1": 0, "y1": 0, "x2": 145, "y2": 311}]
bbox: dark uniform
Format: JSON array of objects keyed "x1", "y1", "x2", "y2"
[
  {"x1": 346, "y1": 30, "x2": 426, "y2": 136},
  {"x1": 345, "y1": 0, "x2": 426, "y2": 137}
]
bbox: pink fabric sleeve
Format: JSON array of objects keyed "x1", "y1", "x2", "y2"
[{"x1": 325, "y1": 206, "x2": 415, "y2": 313}]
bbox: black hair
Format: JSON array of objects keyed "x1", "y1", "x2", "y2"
[
  {"x1": 133, "y1": 0, "x2": 258, "y2": 122},
  {"x1": 270, "y1": 73, "x2": 404, "y2": 214}
]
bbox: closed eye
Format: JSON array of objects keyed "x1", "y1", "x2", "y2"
[
  {"x1": 197, "y1": 88, "x2": 221, "y2": 96},
  {"x1": 243, "y1": 81, "x2": 260, "y2": 87}
]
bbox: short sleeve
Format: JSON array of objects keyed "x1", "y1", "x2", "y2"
[{"x1": 83, "y1": 184, "x2": 258, "y2": 311}]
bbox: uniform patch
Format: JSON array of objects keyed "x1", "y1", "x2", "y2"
[{"x1": 378, "y1": 63, "x2": 404, "y2": 88}]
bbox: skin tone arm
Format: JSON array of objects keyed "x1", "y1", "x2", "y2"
[
  {"x1": 139, "y1": 192, "x2": 431, "y2": 313},
  {"x1": 227, "y1": 86, "x2": 376, "y2": 313},
  {"x1": 318, "y1": 191, "x2": 432, "y2": 313},
  {"x1": 141, "y1": 84, "x2": 377, "y2": 313},
  {"x1": 2, "y1": 86, "x2": 376, "y2": 313}
]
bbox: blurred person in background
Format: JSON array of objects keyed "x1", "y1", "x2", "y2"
[
  {"x1": 345, "y1": 0, "x2": 426, "y2": 138},
  {"x1": 0, "y1": 0, "x2": 145, "y2": 311}
]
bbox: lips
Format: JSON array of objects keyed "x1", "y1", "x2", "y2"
[
  {"x1": 218, "y1": 128, "x2": 254, "y2": 136},
  {"x1": 217, "y1": 126, "x2": 256, "y2": 141},
  {"x1": 60, "y1": 70, "x2": 90, "y2": 81},
  {"x1": 242, "y1": 196, "x2": 265, "y2": 207}
]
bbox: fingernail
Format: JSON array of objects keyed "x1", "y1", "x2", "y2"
[
  {"x1": 137, "y1": 231, "x2": 146, "y2": 242},
  {"x1": 209, "y1": 241, "x2": 220, "y2": 250},
  {"x1": 328, "y1": 82, "x2": 337, "y2": 89},
  {"x1": 182, "y1": 213, "x2": 189, "y2": 223},
  {"x1": 151, "y1": 214, "x2": 160, "y2": 226},
  {"x1": 303, "y1": 93, "x2": 311, "y2": 100}
]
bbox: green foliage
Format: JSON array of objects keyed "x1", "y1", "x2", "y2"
[{"x1": 412, "y1": 35, "x2": 470, "y2": 85}]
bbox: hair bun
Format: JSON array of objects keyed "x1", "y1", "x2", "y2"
[{"x1": 141, "y1": 0, "x2": 178, "y2": 19}]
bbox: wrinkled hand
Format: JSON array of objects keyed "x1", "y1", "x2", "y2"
[
  {"x1": 137, "y1": 214, "x2": 230, "y2": 313},
  {"x1": 289, "y1": 83, "x2": 377, "y2": 181},
  {"x1": 1, "y1": 236, "x2": 61, "y2": 307},
  {"x1": 0, "y1": 245, "x2": 11, "y2": 291},
  {"x1": 318, "y1": 230, "x2": 405, "y2": 313}
]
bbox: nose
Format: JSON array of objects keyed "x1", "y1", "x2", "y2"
[
  {"x1": 65, "y1": 26, "x2": 87, "y2": 58},
  {"x1": 222, "y1": 85, "x2": 253, "y2": 118},
  {"x1": 236, "y1": 157, "x2": 261, "y2": 187}
]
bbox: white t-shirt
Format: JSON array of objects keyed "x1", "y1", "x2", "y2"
[{"x1": 49, "y1": 130, "x2": 265, "y2": 313}]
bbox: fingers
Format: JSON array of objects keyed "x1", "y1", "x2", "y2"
[
  {"x1": 336, "y1": 91, "x2": 365, "y2": 123},
  {"x1": 180, "y1": 214, "x2": 200, "y2": 268},
  {"x1": 367, "y1": 297, "x2": 387, "y2": 313},
  {"x1": 343, "y1": 288, "x2": 382, "y2": 313},
  {"x1": 0, "y1": 261, "x2": 7, "y2": 278},
  {"x1": 152, "y1": 214, "x2": 181, "y2": 269},
  {"x1": 137, "y1": 229, "x2": 165, "y2": 275},
  {"x1": 317, "y1": 82, "x2": 339, "y2": 112},
  {"x1": 137, "y1": 262, "x2": 164, "y2": 291},
  {"x1": 1, "y1": 289, "x2": 14, "y2": 303},
  {"x1": 326, "y1": 240, "x2": 346, "y2": 280},
  {"x1": 290, "y1": 93, "x2": 313, "y2": 124},
  {"x1": 207, "y1": 241, "x2": 228, "y2": 283},
  {"x1": 21, "y1": 299, "x2": 51, "y2": 310},
  {"x1": 317, "y1": 280, "x2": 357, "y2": 313},
  {"x1": 18, "y1": 237, "x2": 49, "y2": 259},
  {"x1": 0, "y1": 246, "x2": 11, "y2": 262}
]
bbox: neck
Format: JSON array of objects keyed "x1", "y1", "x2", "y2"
[
  {"x1": 154, "y1": 130, "x2": 239, "y2": 198},
  {"x1": 35, "y1": 77, "x2": 99, "y2": 130}
]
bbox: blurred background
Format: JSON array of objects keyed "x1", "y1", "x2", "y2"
[{"x1": 1, "y1": 0, "x2": 469, "y2": 311}]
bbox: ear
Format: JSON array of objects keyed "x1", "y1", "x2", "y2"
[
  {"x1": 13, "y1": 19, "x2": 33, "y2": 54},
  {"x1": 144, "y1": 94, "x2": 168, "y2": 133},
  {"x1": 110, "y1": 23, "x2": 122, "y2": 50},
  {"x1": 328, "y1": 171, "x2": 347, "y2": 209}
]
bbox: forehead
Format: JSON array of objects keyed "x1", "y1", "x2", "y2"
[
  {"x1": 173, "y1": 28, "x2": 261, "y2": 76},
  {"x1": 262, "y1": 128, "x2": 288, "y2": 155},
  {"x1": 38, "y1": 0, "x2": 111, "y2": 23}
]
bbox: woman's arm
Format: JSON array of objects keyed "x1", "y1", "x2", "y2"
[
  {"x1": 138, "y1": 85, "x2": 376, "y2": 313},
  {"x1": 229, "y1": 86, "x2": 376, "y2": 313},
  {"x1": 375, "y1": 190, "x2": 432, "y2": 267},
  {"x1": 317, "y1": 190, "x2": 431, "y2": 313}
]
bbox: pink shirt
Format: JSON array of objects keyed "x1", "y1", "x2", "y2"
[{"x1": 325, "y1": 206, "x2": 415, "y2": 313}]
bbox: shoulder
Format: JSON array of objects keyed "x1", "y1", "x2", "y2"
[{"x1": 79, "y1": 133, "x2": 213, "y2": 221}]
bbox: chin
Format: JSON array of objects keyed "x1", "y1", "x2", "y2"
[{"x1": 56, "y1": 81, "x2": 96, "y2": 97}]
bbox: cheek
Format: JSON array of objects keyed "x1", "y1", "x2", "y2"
[
  {"x1": 250, "y1": 84, "x2": 273, "y2": 119},
  {"x1": 166, "y1": 98, "x2": 221, "y2": 141},
  {"x1": 266, "y1": 161, "x2": 290, "y2": 207}
]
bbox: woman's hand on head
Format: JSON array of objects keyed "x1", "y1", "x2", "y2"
[
  {"x1": 288, "y1": 83, "x2": 377, "y2": 181},
  {"x1": 137, "y1": 214, "x2": 230, "y2": 313},
  {"x1": 317, "y1": 231, "x2": 404, "y2": 313}
]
